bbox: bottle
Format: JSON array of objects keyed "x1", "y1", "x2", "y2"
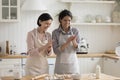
[
  {"x1": 6, "y1": 41, "x2": 10, "y2": 54},
  {"x1": 96, "y1": 65, "x2": 101, "y2": 79},
  {"x1": 10, "y1": 45, "x2": 13, "y2": 55},
  {"x1": 13, "y1": 45, "x2": 16, "y2": 55}
]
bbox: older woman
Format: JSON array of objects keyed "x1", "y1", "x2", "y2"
[
  {"x1": 52, "y1": 9, "x2": 81, "y2": 74},
  {"x1": 25, "y1": 13, "x2": 53, "y2": 76}
]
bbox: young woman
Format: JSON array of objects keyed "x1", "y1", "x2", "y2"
[
  {"x1": 52, "y1": 9, "x2": 81, "y2": 74},
  {"x1": 25, "y1": 13, "x2": 53, "y2": 76}
]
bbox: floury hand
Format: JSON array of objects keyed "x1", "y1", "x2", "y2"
[{"x1": 67, "y1": 35, "x2": 76, "y2": 43}]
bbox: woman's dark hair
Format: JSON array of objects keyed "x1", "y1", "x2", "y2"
[
  {"x1": 37, "y1": 13, "x2": 53, "y2": 26},
  {"x1": 58, "y1": 9, "x2": 73, "y2": 22}
]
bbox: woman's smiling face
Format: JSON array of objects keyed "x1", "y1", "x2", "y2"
[
  {"x1": 40, "y1": 19, "x2": 52, "y2": 31},
  {"x1": 60, "y1": 16, "x2": 72, "y2": 30}
]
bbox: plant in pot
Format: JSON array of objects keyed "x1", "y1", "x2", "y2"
[{"x1": 112, "y1": 0, "x2": 120, "y2": 23}]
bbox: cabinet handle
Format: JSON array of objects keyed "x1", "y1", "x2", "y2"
[
  {"x1": 49, "y1": 64, "x2": 54, "y2": 65},
  {"x1": 9, "y1": 69, "x2": 13, "y2": 72},
  {"x1": 91, "y1": 58, "x2": 94, "y2": 61},
  {"x1": 114, "y1": 60, "x2": 118, "y2": 63},
  {"x1": 104, "y1": 57, "x2": 107, "y2": 61}
]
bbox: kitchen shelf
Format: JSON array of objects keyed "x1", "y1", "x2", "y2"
[
  {"x1": 71, "y1": 23, "x2": 120, "y2": 26},
  {"x1": 61, "y1": 0, "x2": 115, "y2": 4},
  {"x1": 0, "y1": 20, "x2": 19, "y2": 22}
]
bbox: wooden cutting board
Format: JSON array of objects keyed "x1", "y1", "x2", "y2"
[{"x1": 105, "y1": 50, "x2": 115, "y2": 54}]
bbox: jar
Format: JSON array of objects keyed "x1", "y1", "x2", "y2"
[
  {"x1": 96, "y1": 65, "x2": 101, "y2": 79},
  {"x1": 84, "y1": 15, "x2": 93, "y2": 23},
  {"x1": 104, "y1": 16, "x2": 111, "y2": 23},
  {"x1": 95, "y1": 15, "x2": 103, "y2": 23},
  {"x1": 112, "y1": 1, "x2": 120, "y2": 23}
]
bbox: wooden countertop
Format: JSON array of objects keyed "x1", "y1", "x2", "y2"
[
  {"x1": 0, "y1": 51, "x2": 120, "y2": 59},
  {"x1": 0, "y1": 54, "x2": 27, "y2": 59},
  {"x1": 2, "y1": 73, "x2": 120, "y2": 80},
  {"x1": 21, "y1": 73, "x2": 120, "y2": 80},
  {"x1": 80, "y1": 73, "x2": 120, "y2": 80}
]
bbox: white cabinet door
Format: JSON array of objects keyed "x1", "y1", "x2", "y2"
[
  {"x1": 103, "y1": 57, "x2": 120, "y2": 77},
  {"x1": 48, "y1": 58, "x2": 56, "y2": 75},
  {"x1": 78, "y1": 57, "x2": 103, "y2": 74},
  {"x1": 21, "y1": 58, "x2": 56, "y2": 76},
  {"x1": 21, "y1": 58, "x2": 27, "y2": 76},
  {"x1": 0, "y1": 0, "x2": 20, "y2": 22},
  {"x1": 0, "y1": 59, "x2": 21, "y2": 76}
]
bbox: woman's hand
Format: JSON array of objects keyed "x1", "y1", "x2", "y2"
[
  {"x1": 72, "y1": 36, "x2": 78, "y2": 48},
  {"x1": 46, "y1": 40, "x2": 53, "y2": 53},
  {"x1": 38, "y1": 40, "x2": 53, "y2": 55},
  {"x1": 67, "y1": 35, "x2": 78, "y2": 48},
  {"x1": 61, "y1": 35, "x2": 77, "y2": 51},
  {"x1": 67, "y1": 35, "x2": 76, "y2": 43}
]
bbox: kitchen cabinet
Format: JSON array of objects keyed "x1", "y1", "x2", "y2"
[
  {"x1": 0, "y1": 0, "x2": 20, "y2": 22},
  {"x1": 21, "y1": 58, "x2": 56, "y2": 75},
  {"x1": 0, "y1": 59, "x2": 21, "y2": 77},
  {"x1": 20, "y1": 58, "x2": 56, "y2": 76},
  {"x1": 0, "y1": 57, "x2": 56, "y2": 76},
  {"x1": 21, "y1": 58, "x2": 26, "y2": 76},
  {"x1": 0, "y1": 54, "x2": 120, "y2": 77},
  {"x1": 78, "y1": 57, "x2": 103, "y2": 74},
  {"x1": 103, "y1": 57, "x2": 120, "y2": 77},
  {"x1": 61, "y1": 0, "x2": 120, "y2": 26},
  {"x1": 47, "y1": 57, "x2": 104, "y2": 74}
]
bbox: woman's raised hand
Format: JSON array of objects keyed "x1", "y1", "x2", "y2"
[
  {"x1": 67, "y1": 35, "x2": 78, "y2": 48},
  {"x1": 46, "y1": 39, "x2": 53, "y2": 53},
  {"x1": 67, "y1": 35, "x2": 76, "y2": 43}
]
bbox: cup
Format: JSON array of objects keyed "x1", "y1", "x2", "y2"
[{"x1": 104, "y1": 16, "x2": 111, "y2": 23}]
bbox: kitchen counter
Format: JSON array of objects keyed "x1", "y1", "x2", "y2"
[
  {"x1": 80, "y1": 73, "x2": 120, "y2": 80},
  {"x1": 1, "y1": 73, "x2": 120, "y2": 80},
  {"x1": 0, "y1": 54, "x2": 27, "y2": 59},
  {"x1": 21, "y1": 73, "x2": 120, "y2": 80},
  {"x1": 0, "y1": 51, "x2": 120, "y2": 59}
]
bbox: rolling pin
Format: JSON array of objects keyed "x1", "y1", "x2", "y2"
[{"x1": 31, "y1": 74, "x2": 48, "y2": 80}]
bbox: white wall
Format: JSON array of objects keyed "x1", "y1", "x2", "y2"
[{"x1": 0, "y1": 0, "x2": 120, "y2": 54}]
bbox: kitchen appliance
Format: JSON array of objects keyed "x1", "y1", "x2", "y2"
[
  {"x1": 77, "y1": 38, "x2": 89, "y2": 54},
  {"x1": 115, "y1": 42, "x2": 120, "y2": 56}
]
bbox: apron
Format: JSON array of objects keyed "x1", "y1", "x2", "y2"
[
  {"x1": 25, "y1": 30, "x2": 49, "y2": 76},
  {"x1": 54, "y1": 32, "x2": 79, "y2": 74}
]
